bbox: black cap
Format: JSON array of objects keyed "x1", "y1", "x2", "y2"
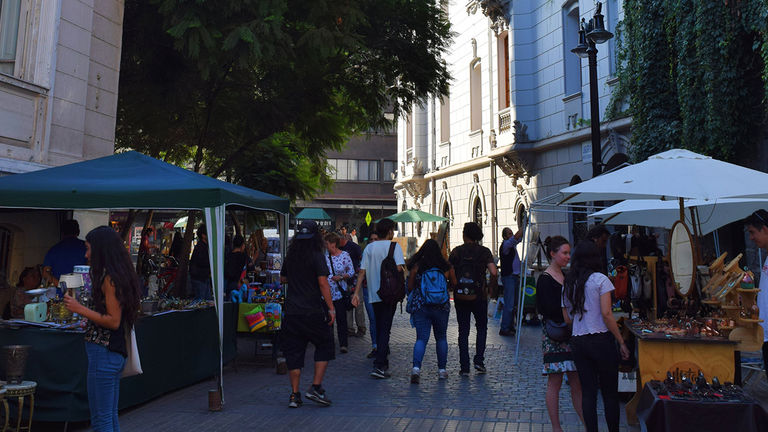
[{"x1": 295, "y1": 220, "x2": 319, "y2": 239}]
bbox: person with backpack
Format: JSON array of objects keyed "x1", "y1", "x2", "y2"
[
  {"x1": 406, "y1": 239, "x2": 457, "y2": 383},
  {"x1": 449, "y1": 222, "x2": 497, "y2": 376},
  {"x1": 499, "y1": 227, "x2": 523, "y2": 336},
  {"x1": 352, "y1": 218, "x2": 405, "y2": 379}
]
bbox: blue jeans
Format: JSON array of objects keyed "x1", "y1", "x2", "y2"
[
  {"x1": 191, "y1": 278, "x2": 212, "y2": 300},
  {"x1": 85, "y1": 342, "x2": 126, "y2": 432},
  {"x1": 500, "y1": 274, "x2": 520, "y2": 331},
  {"x1": 363, "y1": 287, "x2": 377, "y2": 348},
  {"x1": 455, "y1": 298, "x2": 488, "y2": 371},
  {"x1": 412, "y1": 307, "x2": 449, "y2": 369}
]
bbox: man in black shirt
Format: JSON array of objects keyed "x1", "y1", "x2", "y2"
[
  {"x1": 224, "y1": 234, "x2": 250, "y2": 299},
  {"x1": 280, "y1": 221, "x2": 336, "y2": 408},
  {"x1": 449, "y1": 222, "x2": 498, "y2": 375},
  {"x1": 190, "y1": 225, "x2": 212, "y2": 300}
]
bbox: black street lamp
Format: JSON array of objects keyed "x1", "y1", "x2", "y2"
[{"x1": 571, "y1": 2, "x2": 613, "y2": 178}]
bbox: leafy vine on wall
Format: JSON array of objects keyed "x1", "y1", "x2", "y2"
[{"x1": 606, "y1": 0, "x2": 768, "y2": 163}]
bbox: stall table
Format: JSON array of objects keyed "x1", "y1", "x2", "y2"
[
  {"x1": 624, "y1": 321, "x2": 737, "y2": 424},
  {"x1": 0, "y1": 303, "x2": 236, "y2": 422},
  {"x1": 636, "y1": 382, "x2": 768, "y2": 432}
]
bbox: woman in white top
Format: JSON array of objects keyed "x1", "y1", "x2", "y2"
[{"x1": 562, "y1": 240, "x2": 629, "y2": 432}]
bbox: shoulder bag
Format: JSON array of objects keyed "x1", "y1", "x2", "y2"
[{"x1": 122, "y1": 325, "x2": 143, "y2": 377}]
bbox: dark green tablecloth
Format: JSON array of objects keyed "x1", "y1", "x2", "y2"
[{"x1": 0, "y1": 303, "x2": 236, "y2": 422}]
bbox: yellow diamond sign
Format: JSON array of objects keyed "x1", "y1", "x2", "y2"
[{"x1": 365, "y1": 211, "x2": 372, "y2": 226}]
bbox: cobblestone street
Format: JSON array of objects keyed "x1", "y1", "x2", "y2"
[{"x1": 105, "y1": 308, "x2": 648, "y2": 431}]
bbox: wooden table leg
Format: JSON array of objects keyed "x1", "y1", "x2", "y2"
[
  {"x1": 26, "y1": 394, "x2": 33, "y2": 432},
  {"x1": 1, "y1": 399, "x2": 8, "y2": 432},
  {"x1": 15, "y1": 396, "x2": 22, "y2": 432}
]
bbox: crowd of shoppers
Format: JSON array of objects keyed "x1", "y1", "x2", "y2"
[{"x1": 279, "y1": 218, "x2": 631, "y2": 432}]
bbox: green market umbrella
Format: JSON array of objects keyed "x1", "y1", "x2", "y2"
[
  {"x1": 377, "y1": 209, "x2": 447, "y2": 223},
  {"x1": 295, "y1": 207, "x2": 332, "y2": 221}
]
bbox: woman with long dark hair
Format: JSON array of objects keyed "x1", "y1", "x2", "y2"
[
  {"x1": 406, "y1": 239, "x2": 456, "y2": 383},
  {"x1": 562, "y1": 240, "x2": 630, "y2": 432},
  {"x1": 64, "y1": 226, "x2": 142, "y2": 431},
  {"x1": 536, "y1": 236, "x2": 582, "y2": 432}
]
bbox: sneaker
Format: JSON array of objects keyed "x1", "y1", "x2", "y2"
[
  {"x1": 305, "y1": 385, "x2": 332, "y2": 406},
  {"x1": 499, "y1": 329, "x2": 515, "y2": 336},
  {"x1": 370, "y1": 367, "x2": 391, "y2": 379},
  {"x1": 348, "y1": 329, "x2": 357, "y2": 336},
  {"x1": 340, "y1": 346, "x2": 349, "y2": 354},
  {"x1": 366, "y1": 348, "x2": 377, "y2": 359},
  {"x1": 410, "y1": 373, "x2": 420, "y2": 384},
  {"x1": 357, "y1": 328, "x2": 367, "y2": 337},
  {"x1": 438, "y1": 369, "x2": 448, "y2": 380},
  {"x1": 459, "y1": 369, "x2": 470, "y2": 377},
  {"x1": 288, "y1": 392, "x2": 303, "y2": 408},
  {"x1": 474, "y1": 363, "x2": 487, "y2": 374}
]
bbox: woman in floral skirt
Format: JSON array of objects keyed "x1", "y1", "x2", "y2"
[{"x1": 536, "y1": 236, "x2": 583, "y2": 432}]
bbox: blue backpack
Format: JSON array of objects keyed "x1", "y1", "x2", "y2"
[{"x1": 420, "y1": 267, "x2": 449, "y2": 305}]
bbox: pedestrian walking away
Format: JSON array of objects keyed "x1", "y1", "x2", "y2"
[
  {"x1": 280, "y1": 221, "x2": 336, "y2": 408},
  {"x1": 353, "y1": 218, "x2": 405, "y2": 379},
  {"x1": 406, "y1": 239, "x2": 457, "y2": 383},
  {"x1": 449, "y1": 222, "x2": 497, "y2": 376},
  {"x1": 339, "y1": 233, "x2": 366, "y2": 337},
  {"x1": 324, "y1": 232, "x2": 355, "y2": 354},
  {"x1": 498, "y1": 226, "x2": 523, "y2": 336},
  {"x1": 63, "y1": 226, "x2": 142, "y2": 432},
  {"x1": 536, "y1": 236, "x2": 583, "y2": 432},
  {"x1": 562, "y1": 240, "x2": 630, "y2": 432}
]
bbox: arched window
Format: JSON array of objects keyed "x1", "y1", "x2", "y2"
[
  {"x1": 442, "y1": 202, "x2": 450, "y2": 219},
  {"x1": 473, "y1": 197, "x2": 483, "y2": 226},
  {"x1": 516, "y1": 204, "x2": 526, "y2": 231}
]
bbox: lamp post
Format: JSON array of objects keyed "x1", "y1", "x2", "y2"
[{"x1": 571, "y1": 2, "x2": 613, "y2": 178}]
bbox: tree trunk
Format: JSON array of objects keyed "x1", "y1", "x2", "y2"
[
  {"x1": 229, "y1": 209, "x2": 241, "y2": 236},
  {"x1": 120, "y1": 209, "x2": 142, "y2": 244},
  {"x1": 172, "y1": 210, "x2": 197, "y2": 297}
]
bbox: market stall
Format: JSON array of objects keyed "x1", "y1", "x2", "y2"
[
  {"x1": 0, "y1": 151, "x2": 289, "y2": 420},
  {"x1": 553, "y1": 149, "x2": 768, "y2": 426}
]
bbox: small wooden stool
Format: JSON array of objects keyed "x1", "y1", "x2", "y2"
[
  {"x1": 3, "y1": 381, "x2": 35, "y2": 432},
  {"x1": 0, "y1": 387, "x2": 9, "y2": 432}
]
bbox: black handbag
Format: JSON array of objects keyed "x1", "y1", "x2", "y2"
[
  {"x1": 544, "y1": 319, "x2": 572, "y2": 342},
  {"x1": 328, "y1": 251, "x2": 352, "y2": 311}
]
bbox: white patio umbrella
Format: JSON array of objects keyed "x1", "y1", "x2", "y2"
[
  {"x1": 590, "y1": 198, "x2": 768, "y2": 235},
  {"x1": 560, "y1": 149, "x2": 768, "y2": 204}
]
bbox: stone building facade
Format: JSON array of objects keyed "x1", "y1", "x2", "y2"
[
  {"x1": 395, "y1": 0, "x2": 631, "y2": 255},
  {"x1": 0, "y1": 0, "x2": 123, "y2": 285}
]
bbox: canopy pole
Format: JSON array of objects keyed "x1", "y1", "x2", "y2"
[
  {"x1": 204, "y1": 205, "x2": 226, "y2": 409},
  {"x1": 679, "y1": 198, "x2": 685, "y2": 222},
  {"x1": 514, "y1": 206, "x2": 533, "y2": 364}
]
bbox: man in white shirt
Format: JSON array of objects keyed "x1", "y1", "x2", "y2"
[
  {"x1": 352, "y1": 218, "x2": 405, "y2": 378},
  {"x1": 745, "y1": 210, "x2": 768, "y2": 380}
]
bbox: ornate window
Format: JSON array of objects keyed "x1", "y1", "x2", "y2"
[{"x1": 473, "y1": 197, "x2": 483, "y2": 226}]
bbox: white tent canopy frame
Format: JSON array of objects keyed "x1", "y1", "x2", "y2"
[{"x1": 512, "y1": 193, "x2": 608, "y2": 363}]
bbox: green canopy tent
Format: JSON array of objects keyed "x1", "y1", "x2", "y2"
[
  {"x1": 0, "y1": 151, "x2": 289, "y2": 404},
  {"x1": 294, "y1": 207, "x2": 332, "y2": 228}
]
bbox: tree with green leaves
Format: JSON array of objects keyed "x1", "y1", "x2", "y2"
[
  {"x1": 117, "y1": 0, "x2": 452, "y2": 199},
  {"x1": 117, "y1": 0, "x2": 452, "y2": 295}
]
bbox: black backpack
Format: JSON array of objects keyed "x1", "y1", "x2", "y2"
[
  {"x1": 455, "y1": 247, "x2": 484, "y2": 301},
  {"x1": 377, "y1": 242, "x2": 405, "y2": 305}
]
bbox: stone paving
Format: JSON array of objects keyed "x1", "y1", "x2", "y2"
[{"x1": 69, "y1": 306, "x2": 767, "y2": 431}]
